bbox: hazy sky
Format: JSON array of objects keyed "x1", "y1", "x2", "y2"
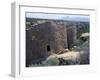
[{"x1": 26, "y1": 12, "x2": 90, "y2": 22}]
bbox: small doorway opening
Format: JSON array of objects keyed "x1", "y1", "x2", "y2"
[{"x1": 47, "y1": 45, "x2": 51, "y2": 52}]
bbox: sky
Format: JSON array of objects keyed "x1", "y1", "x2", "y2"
[{"x1": 26, "y1": 12, "x2": 90, "y2": 22}]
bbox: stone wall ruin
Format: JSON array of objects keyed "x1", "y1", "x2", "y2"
[{"x1": 26, "y1": 21, "x2": 77, "y2": 67}]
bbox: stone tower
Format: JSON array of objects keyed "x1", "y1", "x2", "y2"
[
  {"x1": 26, "y1": 22, "x2": 67, "y2": 66},
  {"x1": 66, "y1": 24, "x2": 77, "y2": 49}
]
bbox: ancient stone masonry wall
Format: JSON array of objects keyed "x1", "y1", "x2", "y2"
[
  {"x1": 26, "y1": 22, "x2": 67, "y2": 66},
  {"x1": 50, "y1": 22, "x2": 67, "y2": 53},
  {"x1": 66, "y1": 25, "x2": 77, "y2": 49}
]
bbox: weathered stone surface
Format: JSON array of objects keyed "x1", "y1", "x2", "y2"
[
  {"x1": 26, "y1": 22, "x2": 68, "y2": 66},
  {"x1": 66, "y1": 25, "x2": 77, "y2": 49}
]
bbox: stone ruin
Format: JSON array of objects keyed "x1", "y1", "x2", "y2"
[
  {"x1": 66, "y1": 24, "x2": 77, "y2": 49},
  {"x1": 26, "y1": 21, "x2": 77, "y2": 67}
]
